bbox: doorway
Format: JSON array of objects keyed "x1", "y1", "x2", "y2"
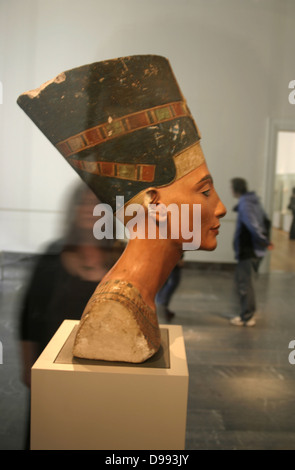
[{"x1": 264, "y1": 121, "x2": 295, "y2": 272}]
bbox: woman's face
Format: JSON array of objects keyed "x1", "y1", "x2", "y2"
[{"x1": 158, "y1": 162, "x2": 227, "y2": 251}]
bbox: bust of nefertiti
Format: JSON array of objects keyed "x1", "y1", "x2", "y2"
[{"x1": 17, "y1": 55, "x2": 226, "y2": 363}]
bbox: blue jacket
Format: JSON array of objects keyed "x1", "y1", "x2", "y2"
[{"x1": 233, "y1": 192, "x2": 269, "y2": 260}]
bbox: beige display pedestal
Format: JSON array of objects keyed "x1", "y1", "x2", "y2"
[{"x1": 30, "y1": 320, "x2": 189, "y2": 450}]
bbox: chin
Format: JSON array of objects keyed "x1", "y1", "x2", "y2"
[{"x1": 200, "y1": 240, "x2": 218, "y2": 251}]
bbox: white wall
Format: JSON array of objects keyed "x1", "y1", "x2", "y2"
[{"x1": 1, "y1": 0, "x2": 295, "y2": 261}]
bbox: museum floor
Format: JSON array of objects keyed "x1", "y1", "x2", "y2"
[{"x1": 1, "y1": 230, "x2": 295, "y2": 450}]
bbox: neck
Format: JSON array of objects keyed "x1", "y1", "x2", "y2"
[{"x1": 103, "y1": 237, "x2": 182, "y2": 310}]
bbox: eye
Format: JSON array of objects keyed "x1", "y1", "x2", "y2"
[{"x1": 202, "y1": 189, "x2": 211, "y2": 197}]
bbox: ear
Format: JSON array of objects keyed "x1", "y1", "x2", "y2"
[
  {"x1": 143, "y1": 188, "x2": 160, "y2": 207},
  {"x1": 143, "y1": 188, "x2": 167, "y2": 224}
]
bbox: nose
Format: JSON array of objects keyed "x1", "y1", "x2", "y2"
[{"x1": 215, "y1": 194, "x2": 227, "y2": 219}]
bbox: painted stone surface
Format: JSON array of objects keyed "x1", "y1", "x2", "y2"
[{"x1": 17, "y1": 55, "x2": 225, "y2": 363}]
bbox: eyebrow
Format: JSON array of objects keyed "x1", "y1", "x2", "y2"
[{"x1": 197, "y1": 174, "x2": 214, "y2": 184}]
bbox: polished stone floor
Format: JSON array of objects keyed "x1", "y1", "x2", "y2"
[
  {"x1": 0, "y1": 245, "x2": 295, "y2": 450},
  {"x1": 172, "y1": 266, "x2": 295, "y2": 450}
]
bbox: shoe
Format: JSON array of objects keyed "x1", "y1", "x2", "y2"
[
  {"x1": 156, "y1": 304, "x2": 175, "y2": 321},
  {"x1": 230, "y1": 316, "x2": 244, "y2": 326},
  {"x1": 165, "y1": 309, "x2": 175, "y2": 321},
  {"x1": 230, "y1": 316, "x2": 256, "y2": 327},
  {"x1": 245, "y1": 317, "x2": 256, "y2": 327}
]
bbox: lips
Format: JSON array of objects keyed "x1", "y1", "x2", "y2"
[{"x1": 210, "y1": 225, "x2": 220, "y2": 234}]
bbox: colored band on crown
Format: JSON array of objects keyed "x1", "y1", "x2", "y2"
[
  {"x1": 69, "y1": 158, "x2": 156, "y2": 182},
  {"x1": 56, "y1": 100, "x2": 191, "y2": 158}
]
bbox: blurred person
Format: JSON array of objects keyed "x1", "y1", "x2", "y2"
[
  {"x1": 288, "y1": 187, "x2": 295, "y2": 240},
  {"x1": 230, "y1": 178, "x2": 272, "y2": 327},
  {"x1": 18, "y1": 182, "x2": 123, "y2": 448},
  {"x1": 19, "y1": 182, "x2": 123, "y2": 386},
  {"x1": 156, "y1": 257, "x2": 183, "y2": 321}
]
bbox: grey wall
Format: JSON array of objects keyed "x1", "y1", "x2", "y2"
[{"x1": 1, "y1": 0, "x2": 295, "y2": 263}]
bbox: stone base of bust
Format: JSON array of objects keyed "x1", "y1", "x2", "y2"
[{"x1": 73, "y1": 280, "x2": 161, "y2": 363}]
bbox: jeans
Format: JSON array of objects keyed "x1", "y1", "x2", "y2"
[
  {"x1": 290, "y1": 213, "x2": 295, "y2": 240},
  {"x1": 235, "y1": 258, "x2": 257, "y2": 321},
  {"x1": 156, "y1": 265, "x2": 181, "y2": 307}
]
